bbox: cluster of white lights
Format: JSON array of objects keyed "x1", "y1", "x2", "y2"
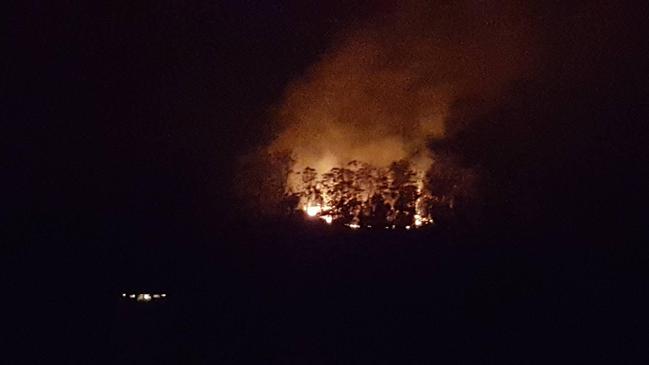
[{"x1": 122, "y1": 293, "x2": 167, "y2": 302}]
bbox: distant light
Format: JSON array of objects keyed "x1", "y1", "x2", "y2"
[
  {"x1": 322, "y1": 215, "x2": 333, "y2": 224},
  {"x1": 137, "y1": 294, "x2": 152, "y2": 302},
  {"x1": 405, "y1": 225, "x2": 411, "y2": 230},
  {"x1": 348, "y1": 223, "x2": 360, "y2": 229},
  {"x1": 124, "y1": 292, "x2": 166, "y2": 302}
]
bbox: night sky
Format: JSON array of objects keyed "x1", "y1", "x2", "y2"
[
  {"x1": 8, "y1": 2, "x2": 386, "y2": 236},
  {"x1": 5, "y1": 1, "x2": 649, "y2": 363}
]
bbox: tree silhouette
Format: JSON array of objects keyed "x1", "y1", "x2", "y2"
[
  {"x1": 282, "y1": 158, "x2": 449, "y2": 228},
  {"x1": 235, "y1": 149, "x2": 295, "y2": 218}
]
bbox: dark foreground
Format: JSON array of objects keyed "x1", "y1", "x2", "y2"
[{"x1": 6, "y1": 223, "x2": 648, "y2": 364}]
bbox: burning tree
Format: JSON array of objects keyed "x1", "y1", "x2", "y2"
[
  {"x1": 236, "y1": 149, "x2": 475, "y2": 229},
  {"x1": 288, "y1": 159, "x2": 439, "y2": 229}
]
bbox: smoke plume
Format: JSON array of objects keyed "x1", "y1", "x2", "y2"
[{"x1": 269, "y1": 0, "x2": 540, "y2": 175}]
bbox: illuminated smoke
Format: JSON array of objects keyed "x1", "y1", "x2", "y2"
[
  {"x1": 234, "y1": 0, "x2": 543, "y2": 223},
  {"x1": 270, "y1": 0, "x2": 539, "y2": 179}
]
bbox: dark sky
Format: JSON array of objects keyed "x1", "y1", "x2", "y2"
[
  {"x1": 5, "y1": 0, "x2": 647, "y2": 242},
  {"x1": 7, "y1": 1, "x2": 380, "y2": 237}
]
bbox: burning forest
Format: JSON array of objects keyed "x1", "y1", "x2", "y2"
[
  {"x1": 285, "y1": 158, "x2": 477, "y2": 229},
  {"x1": 238, "y1": 151, "x2": 476, "y2": 229},
  {"x1": 236, "y1": 0, "x2": 539, "y2": 229}
]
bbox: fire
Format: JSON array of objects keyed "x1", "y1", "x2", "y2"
[
  {"x1": 305, "y1": 205, "x2": 321, "y2": 217},
  {"x1": 245, "y1": 0, "x2": 532, "y2": 232},
  {"x1": 414, "y1": 214, "x2": 423, "y2": 227},
  {"x1": 304, "y1": 203, "x2": 334, "y2": 224},
  {"x1": 289, "y1": 160, "x2": 441, "y2": 230}
]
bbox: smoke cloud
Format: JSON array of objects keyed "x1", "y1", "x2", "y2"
[{"x1": 269, "y1": 0, "x2": 540, "y2": 174}]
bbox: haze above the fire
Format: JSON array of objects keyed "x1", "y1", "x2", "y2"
[{"x1": 270, "y1": 0, "x2": 539, "y2": 174}]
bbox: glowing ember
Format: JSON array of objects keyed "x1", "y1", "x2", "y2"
[
  {"x1": 322, "y1": 215, "x2": 333, "y2": 224},
  {"x1": 305, "y1": 205, "x2": 321, "y2": 217},
  {"x1": 414, "y1": 215, "x2": 423, "y2": 227}
]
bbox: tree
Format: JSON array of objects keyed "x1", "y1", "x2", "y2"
[
  {"x1": 389, "y1": 160, "x2": 419, "y2": 226},
  {"x1": 299, "y1": 167, "x2": 320, "y2": 206},
  {"x1": 425, "y1": 154, "x2": 476, "y2": 225},
  {"x1": 235, "y1": 149, "x2": 294, "y2": 219}
]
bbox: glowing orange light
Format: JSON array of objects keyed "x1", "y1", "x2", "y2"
[
  {"x1": 414, "y1": 215, "x2": 423, "y2": 227},
  {"x1": 306, "y1": 205, "x2": 321, "y2": 217}
]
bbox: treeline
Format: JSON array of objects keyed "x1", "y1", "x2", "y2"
[
  {"x1": 235, "y1": 150, "x2": 476, "y2": 228},
  {"x1": 280, "y1": 159, "x2": 475, "y2": 228}
]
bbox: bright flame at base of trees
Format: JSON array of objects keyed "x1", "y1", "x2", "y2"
[
  {"x1": 284, "y1": 159, "x2": 467, "y2": 230},
  {"x1": 235, "y1": 153, "x2": 474, "y2": 229},
  {"x1": 305, "y1": 205, "x2": 321, "y2": 217},
  {"x1": 414, "y1": 214, "x2": 423, "y2": 227}
]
